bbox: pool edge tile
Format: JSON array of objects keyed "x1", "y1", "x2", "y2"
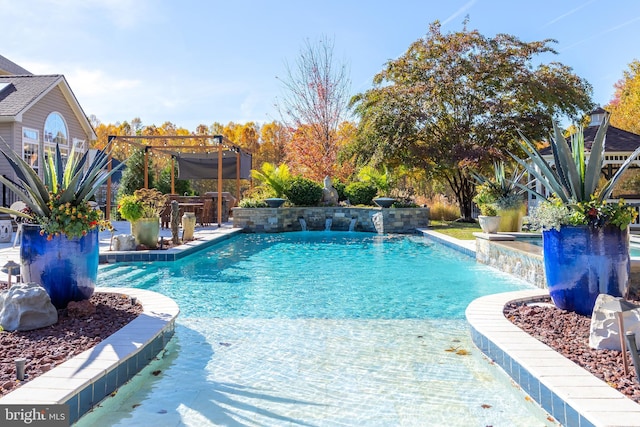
[
  {"x1": 467, "y1": 291, "x2": 640, "y2": 427},
  {"x1": 0, "y1": 288, "x2": 179, "y2": 424}
]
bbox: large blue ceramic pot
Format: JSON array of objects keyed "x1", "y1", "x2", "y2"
[
  {"x1": 20, "y1": 224, "x2": 99, "y2": 309},
  {"x1": 542, "y1": 225, "x2": 630, "y2": 316}
]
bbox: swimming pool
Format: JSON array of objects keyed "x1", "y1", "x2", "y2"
[{"x1": 78, "y1": 232, "x2": 554, "y2": 426}]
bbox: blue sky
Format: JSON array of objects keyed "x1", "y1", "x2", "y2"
[{"x1": 2, "y1": 0, "x2": 639, "y2": 131}]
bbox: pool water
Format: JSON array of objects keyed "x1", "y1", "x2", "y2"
[{"x1": 78, "y1": 232, "x2": 554, "y2": 426}]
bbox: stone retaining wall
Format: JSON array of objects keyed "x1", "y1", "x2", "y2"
[
  {"x1": 475, "y1": 238, "x2": 546, "y2": 289},
  {"x1": 475, "y1": 235, "x2": 640, "y2": 294},
  {"x1": 232, "y1": 207, "x2": 429, "y2": 234}
]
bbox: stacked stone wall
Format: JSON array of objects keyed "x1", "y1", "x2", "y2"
[{"x1": 232, "y1": 207, "x2": 429, "y2": 234}]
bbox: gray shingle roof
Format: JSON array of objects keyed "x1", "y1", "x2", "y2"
[
  {"x1": 0, "y1": 54, "x2": 32, "y2": 75},
  {"x1": 539, "y1": 125, "x2": 640, "y2": 155},
  {"x1": 0, "y1": 75, "x2": 62, "y2": 117}
]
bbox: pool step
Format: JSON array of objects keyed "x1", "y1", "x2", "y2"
[{"x1": 99, "y1": 266, "x2": 160, "y2": 288}]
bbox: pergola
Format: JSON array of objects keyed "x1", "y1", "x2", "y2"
[{"x1": 106, "y1": 134, "x2": 252, "y2": 225}]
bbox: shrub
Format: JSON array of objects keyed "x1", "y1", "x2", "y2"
[
  {"x1": 345, "y1": 182, "x2": 377, "y2": 205},
  {"x1": 333, "y1": 179, "x2": 347, "y2": 201},
  {"x1": 284, "y1": 177, "x2": 323, "y2": 206}
]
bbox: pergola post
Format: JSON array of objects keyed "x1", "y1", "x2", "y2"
[
  {"x1": 236, "y1": 150, "x2": 240, "y2": 203},
  {"x1": 171, "y1": 156, "x2": 175, "y2": 194},
  {"x1": 216, "y1": 137, "x2": 223, "y2": 227},
  {"x1": 106, "y1": 136, "x2": 115, "y2": 220},
  {"x1": 144, "y1": 146, "x2": 150, "y2": 189}
]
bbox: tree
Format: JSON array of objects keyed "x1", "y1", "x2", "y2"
[
  {"x1": 259, "y1": 121, "x2": 290, "y2": 166},
  {"x1": 347, "y1": 21, "x2": 593, "y2": 220},
  {"x1": 277, "y1": 36, "x2": 353, "y2": 181},
  {"x1": 607, "y1": 60, "x2": 640, "y2": 135},
  {"x1": 156, "y1": 163, "x2": 192, "y2": 195},
  {"x1": 117, "y1": 148, "x2": 153, "y2": 198}
]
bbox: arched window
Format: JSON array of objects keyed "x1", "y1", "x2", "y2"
[
  {"x1": 44, "y1": 112, "x2": 68, "y2": 146},
  {"x1": 43, "y1": 112, "x2": 69, "y2": 159}
]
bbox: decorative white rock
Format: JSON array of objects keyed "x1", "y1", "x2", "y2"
[
  {"x1": 0, "y1": 282, "x2": 58, "y2": 331},
  {"x1": 589, "y1": 293, "x2": 640, "y2": 351},
  {"x1": 113, "y1": 234, "x2": 137, "y2": 251}
]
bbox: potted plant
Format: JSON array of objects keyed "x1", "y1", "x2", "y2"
[
  {"x1": 118, "y1": 188, "x2": 168, "y2": 249},
  {"x1": 511, "y1": 114, "x2": 640, "y2": 315},
  {"x1": 472, "y1": 182, "x2": 501, "y2": 233},
  {"x1": 0, "y1": 137, "x2": 124, "y2": 309},
  {"x1": 473, "y1": 161, "x2": 526, "y2": 232},
  {"x1": 250, "y1": 162, "x2": 290, "y2": 207}
]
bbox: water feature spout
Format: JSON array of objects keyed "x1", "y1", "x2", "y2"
[
  {"x1": 299, "y1": 218, "x2": 307, "y2": 231},
  {"x1": 349, "y1": 218, "x2": 357, "y2": 232},
  {"x1": 325, "y1": 218, "x2": 333, "y2": 231}
]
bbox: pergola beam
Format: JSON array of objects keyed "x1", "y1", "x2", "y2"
[{"x1": 106, "y1": 134, "x2": 251, "y2": 226}]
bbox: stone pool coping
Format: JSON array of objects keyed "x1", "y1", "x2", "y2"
[
  {"x1": 420, "y1": 229, "x2": 640, "y2": 426},
  {"x1": 467, "y1": 290, "x2": 640, "y2": 427},
  {"x1": 0, "y1": 288, "x2": 179, "y2": 425}
]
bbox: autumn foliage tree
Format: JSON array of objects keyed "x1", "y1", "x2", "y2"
[
  {"x1": 277, "y1": 36, "x2": 355, "y2": 181},
  {"x1": 607, "y1": 60, "x2": 640, "y2": 135},
  {"x1": 347, "y1": 21, "x2": 593, "y2": 220}
]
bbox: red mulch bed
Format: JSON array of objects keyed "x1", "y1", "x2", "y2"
[
  {"x1": 504, "y1": 296, "x2": 640, "y2": 404},
  {"x1": 0, "y1": 283, "x2": 141, "y2": 397}
]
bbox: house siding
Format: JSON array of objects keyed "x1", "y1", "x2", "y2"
[
  {"x1": 21, "y1": 85, "x2": 91, "y2": 146},
  {"x1": 0, "y1": 84, "x2": 93, "y2": 206},
  {"x1": 0, "y1": 122, "x2": 18, "y2": 178}
]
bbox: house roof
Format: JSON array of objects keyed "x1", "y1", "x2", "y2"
[
  {"x1": 539, "y1": 124, "x2": 640, "y2": 155},
  {"x1": 0, "y1": 74, "x2": 96, "y2": 140},
  {"x1": 0, "y1": 54, "x2": 32, "y2": 75}
]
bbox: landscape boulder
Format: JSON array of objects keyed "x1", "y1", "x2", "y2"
[
  {"x1": 113, "y1": 234, "x2": 136, "y2": 251},
  {"x1": 589, "y1": 293, "x2": 640, "y2": 351},
  {"x1": 0, "y1": 282, "x2": 58, "y2": 331}
]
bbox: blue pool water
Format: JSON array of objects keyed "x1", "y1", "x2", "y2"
[
  {"x1": 99, "y1": 232, "x2": 530, "y2": 319},
  {"x1": 78, "y1": 232, "x2": 553, "y2": 427}
]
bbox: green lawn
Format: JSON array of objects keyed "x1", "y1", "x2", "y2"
[{"x1": 429, "y1": 220, "x2": 481, "y2": 240}]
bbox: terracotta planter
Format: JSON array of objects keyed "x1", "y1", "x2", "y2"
[
  {"x1": 478, "y1": 215, "x2": 501, "y2": 233},
  {"x1": 542, "y1": 225, "x2": 630, "y2": 315},
  {"x1": 132, "y1": 217, "x2": 160, "y2": 249},
  {"x1": 20, "y1": 224, "x2": 98, "y2": 309}
]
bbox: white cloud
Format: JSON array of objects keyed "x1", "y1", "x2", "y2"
[{"x1": 441, "y1": 0, "x2": 477, "y2": 26}]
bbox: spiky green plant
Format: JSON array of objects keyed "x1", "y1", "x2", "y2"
[
  {"x1": 511, "y1": 115, "x2": 640, "y2": 204},
  {"x1": 357, "y1": 165, "x2": 393, "y2": 195},
  {"x1": 250, "y1": 162, "x2": 291, "y2": 198},
  {"x1": 472, "y1": 161, "x2": 526, "y2": 210},
  {"x1": 511, "y1": 114, "x2": 640, "y2": 229},
  {"x1": 0, "y1": 136, "x2": 125, "y2": 238}
]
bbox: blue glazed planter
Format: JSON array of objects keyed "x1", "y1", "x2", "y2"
[
  {"x1": 20, "y1": 224, "x2": 99, "y2": 309},
  {"x1": 542, "y1": 225, "x2": 630, "y2": 316}
]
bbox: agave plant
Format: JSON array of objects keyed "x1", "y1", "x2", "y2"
[
  {"x1": 512, "y1": 115, "x2": 640, "y2": 203},
  {"x1": 0, "y1": 136, "x2": 125, "y2": 238},
  {"x1": 472, "y1": 161, "x2": 526, "y2": 210},
  {"x1": 510, "y1": 114, "x2": 640, "y2": 229}
]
